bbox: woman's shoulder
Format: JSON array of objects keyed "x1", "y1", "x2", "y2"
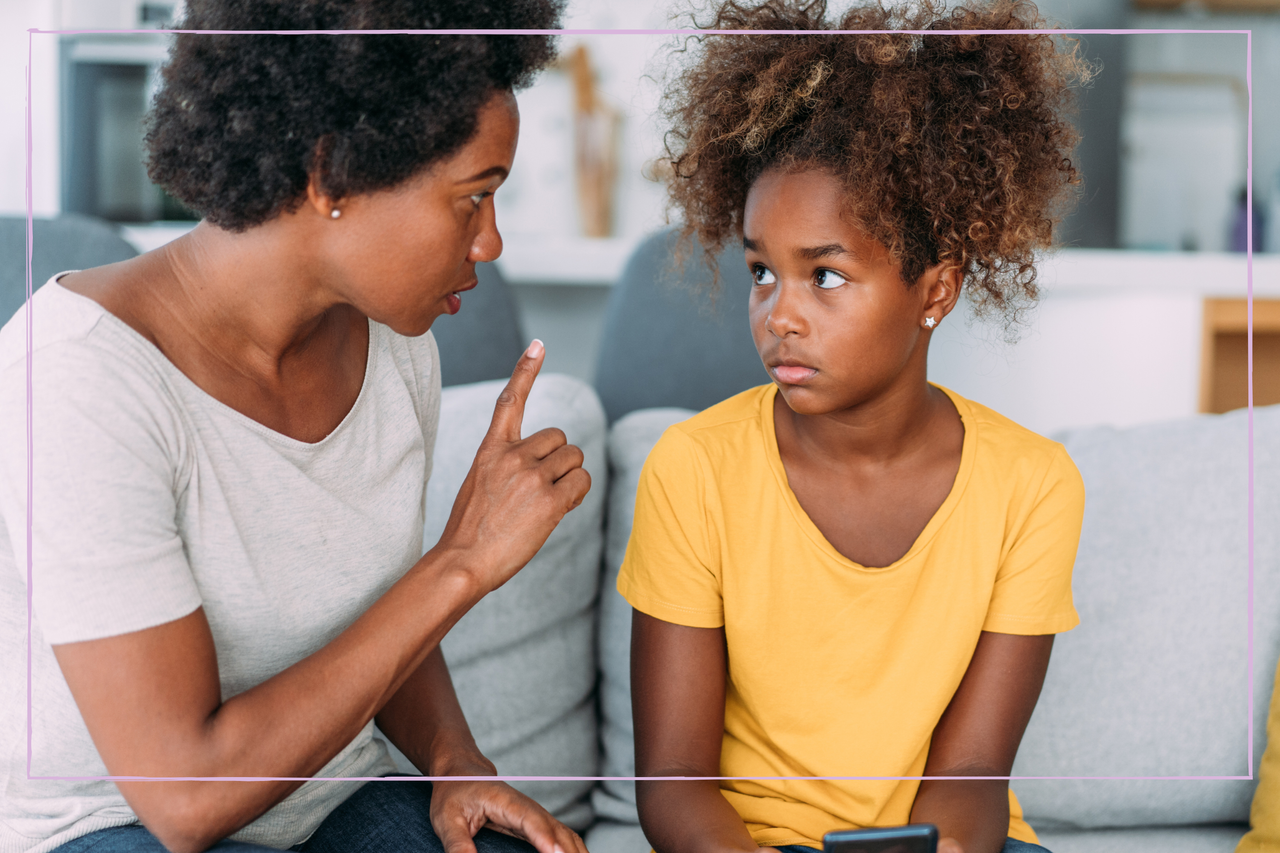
[
  {"x1": 0, "y1": 281, "x2": 192, "y2": 458},
  {"x1": 1, "y1": 279, "x2": 176, "y2": 396}
]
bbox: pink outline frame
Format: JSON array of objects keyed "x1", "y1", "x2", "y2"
[{"x1": 20, "y1": 23, "x2": 1254, "y2": 778}]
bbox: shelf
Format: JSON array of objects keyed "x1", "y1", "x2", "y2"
[{"x1": 1200, "y1": 298, "x2": 1280, "y2": 413}]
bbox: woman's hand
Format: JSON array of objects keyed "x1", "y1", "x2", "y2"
[
  {"x1": 430, "y1": 778, "x2": 588, "y2": 853},
  {"x1": 938, "y1": 838, "x2": 965, "y2": 853},
  {"x1": 433, "y1": 339, "x2": 591, "y2": 595}
]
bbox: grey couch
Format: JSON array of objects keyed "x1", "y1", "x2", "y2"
[{"x1": 410, "y1": 372, "x2": 1277, "y2": 853}]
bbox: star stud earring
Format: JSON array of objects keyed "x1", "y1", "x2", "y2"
[{"x1": 924, "y1": 316, "x2": 937, "y2": 328}]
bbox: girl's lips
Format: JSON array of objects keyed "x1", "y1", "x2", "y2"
[{"x1": 772, "y1": 364, "x2": 818, "y2": 384}]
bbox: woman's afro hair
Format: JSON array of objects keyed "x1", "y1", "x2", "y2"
[
  {"x1": 145, "y1": 0, "x2": 563, "y2": 232},
  {"x1": 661, "y1": 0, "x2": 1095, "y2": 325}
]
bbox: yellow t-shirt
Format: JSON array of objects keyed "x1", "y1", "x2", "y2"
[{"x1": 617, "y1": 384, "x2": 1084, "y2": 849}]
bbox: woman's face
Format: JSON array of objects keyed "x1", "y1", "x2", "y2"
[
  {"x1": 743, "y1": 166, "x2": 945, "y2": 417},
  {"x1": 317, "y1": 91, "x2": 520, "y2": 337}
]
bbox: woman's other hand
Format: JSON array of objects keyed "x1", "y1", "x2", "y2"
[
  {"x1": 434, "y1": 339, "x2": 591, "y2": 594},
  {"x1": 430, "y1": 777, "x2": 588, "y2": 853}
]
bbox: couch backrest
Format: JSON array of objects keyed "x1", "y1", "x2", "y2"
[
  {"x1": 592, "y1": 230, "x2": 767, "y2": 425},
  {"x1": 1, "y1": 215, "x2": 138, "y2": 325},
  {"x1": 1010, "y1": 404, "x2": 1279, "y2": 829}
]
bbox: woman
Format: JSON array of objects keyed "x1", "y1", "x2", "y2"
[{"x1": 0, "y1": 2, "x2": 591, "y2": 852}]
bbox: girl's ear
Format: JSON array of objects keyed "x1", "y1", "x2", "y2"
[{"x1": 921, "y1": 262, "x2": 963, "y2": 323}]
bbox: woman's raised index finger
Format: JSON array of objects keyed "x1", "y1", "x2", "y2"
[{"x1": 487, "y1": 340, "x2": 545, "y2": 443}]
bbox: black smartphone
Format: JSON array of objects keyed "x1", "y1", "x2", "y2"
[{"x1": 822, "y1": 824, "x2": 939, "y2": 853}]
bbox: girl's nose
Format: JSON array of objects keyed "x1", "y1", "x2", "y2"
[{"x1": 766, "y1": 280, "x2": 808, "y2": 338}]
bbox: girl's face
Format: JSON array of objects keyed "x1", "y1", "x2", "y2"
[
  {"x1": 743, "y1": 166, "x2": 954, "y2": 417},
  {"x1": 314, "y1": 90, "x2": 519, "y2": 337}
]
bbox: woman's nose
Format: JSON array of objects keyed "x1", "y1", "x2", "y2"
[{"x1": 468, "y1": 204, "x2": 503, "y2": 263}]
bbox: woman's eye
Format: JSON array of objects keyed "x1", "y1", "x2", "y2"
[
  {"x1": 815, "y1": 269, "x2": 848, "y2": 289},
  {"x1": 752, "y1": 265, "x2": 777, "y2": 286},
  {"x1": 469, "y1": 191, "x2": 493, "y2": 207}
]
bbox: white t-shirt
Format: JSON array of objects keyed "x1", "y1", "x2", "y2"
[{"x1": 0, "y1": 280, "x2": 442, "y2": 852}]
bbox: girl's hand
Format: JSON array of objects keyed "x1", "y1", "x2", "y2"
[
  {"x1": 434, "y1": 340, "x2": 591, "y2": 594},
  {"x1": 938, "y1": 837, "x2": 965, "y2": 853},
  {"x1": 429, "y1": 778, "x2": 588, "y2": 853}
]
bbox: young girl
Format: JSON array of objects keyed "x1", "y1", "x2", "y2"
[{"x1": 618, "y1": 3, "x2": 1092, "y2": 853}]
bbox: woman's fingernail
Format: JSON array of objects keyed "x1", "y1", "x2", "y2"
[{"x1": 526, "y1": 339, "x2": 544, "y2": 358}]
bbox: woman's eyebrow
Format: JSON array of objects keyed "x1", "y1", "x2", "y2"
[{"x1": 456, "y1": 166, "x2": 509, "y2": 184}]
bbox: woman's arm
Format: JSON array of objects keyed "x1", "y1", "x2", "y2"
[
  {"x1": 632, "y1": 610, "x2": 768, "y2": 853},
  {"x1": 908, "y1": 631, "x2": 1055, "y2": 853},
  {"x1": 375, "y1": 647, "x2": 588, "y2": 853},
  {"x1": 51, "y1": 348, "x2": 591, "y2": 853}
]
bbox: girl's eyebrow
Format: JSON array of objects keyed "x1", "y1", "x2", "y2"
[{"x1": 797, "y1": 242, "x2": 858, "y2": 261}]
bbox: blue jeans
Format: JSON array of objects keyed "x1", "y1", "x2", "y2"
[
  {"x1": 50, "y1": 779, "x2": 539, "y2": 853},
  {"x1": 778, "y1": 840, "x2": 1050, "y2": 853}
]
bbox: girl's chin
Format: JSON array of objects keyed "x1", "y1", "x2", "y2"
[{"x1": 776, "y1": 384, "x2": 833, "y2": 414}]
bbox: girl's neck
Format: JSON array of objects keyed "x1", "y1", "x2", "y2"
[{"x1": 775, "y1": 370, "x2": 957, "y2": 470}]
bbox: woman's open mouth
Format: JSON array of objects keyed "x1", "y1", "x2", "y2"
[{"x1": 444, "y1": 279, "x2": 479, "y2": 315}]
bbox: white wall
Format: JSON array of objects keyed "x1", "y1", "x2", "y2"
[{"x1": 1, "y1": 0, "x2": 60, "y2": 217}]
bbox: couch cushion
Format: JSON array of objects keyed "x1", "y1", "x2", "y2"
[
  {"x1": 1036, "y1": 824, "x2": 1247, "y2": 853},
  {"x1": 595, "y1": 409, "x2": 696, "y2": 825},
  {"x1": 1010, "y1": 404, "x2": 1280, "y2": 828},
  {"x1": 378, "y1": 374, "x2": 608, "y2": 831},
  {"x1": 585, "y1": 820, "x2": 652, "y2": 853}
]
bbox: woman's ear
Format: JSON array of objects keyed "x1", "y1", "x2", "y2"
[{"x1": 304, "y1": 177, "x2": 340, "y2": 221}]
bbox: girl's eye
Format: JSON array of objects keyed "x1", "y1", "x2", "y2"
[
  {"x1": 815, "y1": 269, "x2": 848, "y2": 290},
  {"x1": 752, "y1": 265, "x2": 777, "y2": 286}
]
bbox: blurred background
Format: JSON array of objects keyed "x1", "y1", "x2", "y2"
[{"x1": 1, "y1": 0, "x2": 1278, "y2": 436}]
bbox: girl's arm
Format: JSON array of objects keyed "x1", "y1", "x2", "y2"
[
  {"x1": 908, "y1": 631, "x2": 1055, "y2": 853},
  {"x1": 632, "y1": 610, "x2": 770, "y2": 853},
  {"x1": 50, "y1": 350, "x2": 591, "y2": 853}
]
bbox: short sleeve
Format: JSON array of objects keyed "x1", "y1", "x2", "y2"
[
  {"x1": 616, "y1": 426, "x2": 724, "y2": 628},
  {"x1": 0, "y1": 341, "x2": 201, "y2": 644},
  {"x1": 982, "y1": 445, "x2": 1085, "y2": 635}
]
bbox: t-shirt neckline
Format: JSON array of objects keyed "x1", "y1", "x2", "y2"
[
  {"x1": 759, "y1": 381, "x2": 976, "y2": 572},
  {"x1": 49, "y1": 276, "x2": 378, "y2": 450}
]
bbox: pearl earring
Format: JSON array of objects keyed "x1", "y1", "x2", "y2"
[
  {"x1": 924, "y1": 317, "x2": 937, "y2": 328},
  {"x1": 330, "y1": 209, "x2": 341, "y2": 219}
]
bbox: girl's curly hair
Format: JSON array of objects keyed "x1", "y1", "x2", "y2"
[
  {"x1": 145, "y1": 0, "x2": 563, "y2": 232},
  {"x1": 662, "y1": 0, "x2": 1095, "y2": 325}
]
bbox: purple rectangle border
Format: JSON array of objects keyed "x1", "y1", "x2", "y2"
[{"x1": 24, "y1": 23, "x2": 1254, "y2": 778}]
